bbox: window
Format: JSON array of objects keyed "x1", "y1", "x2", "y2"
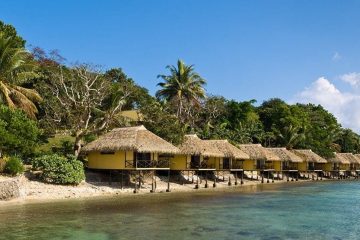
[
  {"x1": 100, "y1": 151, "x2": 115, "y2": 155},
  {"x1": 135, "y1": 152, "x2": 151, "y2": 161}
]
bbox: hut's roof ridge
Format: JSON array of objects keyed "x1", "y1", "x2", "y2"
[
  {"x1": 178, "y1": 135, "x2": 224, "y2": 157},
  {"x1": 238, "y1": 144, "x2": 281, "y2": 161},
  {"x1": 327, "y1": 152, "x2": 350, "y2": 164},
  {"x1": 205, "y1": 140, "x2": 250, "y2": 159},
  {"x1": 82, "y1": 125, "x2": 179, "y2": 154},
  {"x1": 267, "y1": 148, "x2": 303, "y2": 162},
  {"x1": 290, "y1": 149, "x2": 327, "y2": 163}
]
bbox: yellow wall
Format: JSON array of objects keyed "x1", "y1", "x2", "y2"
[
  {"x1": 87, "y1": 151, "x2": 134, "y2": 169},
  {"x1": 170, "y1": 154, "x2": 188, "y2": 170},
  {"x1": 323, "y1": 163, "x2": 333, "y2": 171},
  {"x1": 297, "y1": 162, "x2": 307, "y2": 171},
  {"x1": 243, "y1": 159, "x2": 256, "y2": 171},
  {"x1": 208, "y1": 157, "x2": 221, "y2": 169},
  {"x1": 340, "y1": 163, "x2": 350, "y2": 171},
  {"x1": 273, "y1": 161, "x2": 282, "y2": 171}
]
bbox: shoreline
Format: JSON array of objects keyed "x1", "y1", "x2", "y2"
[{"x1": 0, "y1": 174, "x2": 349, "y2": 207}]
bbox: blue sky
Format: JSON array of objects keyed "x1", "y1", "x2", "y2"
[{"x1": 2, "y1": 1, "x2": 360, "y2": 130}]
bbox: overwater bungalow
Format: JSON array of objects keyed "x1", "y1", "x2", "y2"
[
  {"x1": 337, "y1": 153, "x2": 359, "y2": 177},
  {"x1": 174, "y1": 134, "x2": 224, "y2": 188},
  {"x1": 354, "y1": 154, "x2": 360, "y2": 174},
  {"x1": 325, "y1": 153, "x2": 351, "y2": 179},
  {"x1": 82, "y1": 125, "x2": 179, "y2": 192},
  {"x1": 267, "y1": 148, "x2": 303, "y2": 181},
  {"x1": 238, "y1": 144, "x2": 281, "y2": 183},
  {"x1": 291, "y1": 149, "x2": 327, "y2": 180},
  {"x1": 205, "y1": 140, "x2": 250, "y2": 185}
]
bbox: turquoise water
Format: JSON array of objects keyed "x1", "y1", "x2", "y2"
[{"x1": 0, "y1": 181, "x2": 360, "y2": 240}]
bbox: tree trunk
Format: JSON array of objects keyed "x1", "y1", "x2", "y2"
[{"x1": 74, "y1": 135, "x2": 83, "y2": 158}]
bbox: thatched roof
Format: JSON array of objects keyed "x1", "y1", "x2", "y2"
[
  {"x1": 339, "y1": 153, "x2": 359, "y2": 164},
  {"x1": 327, "y1": 153, "x2": 350, "y2": 164},
  {"x1": 354, "y1": 154, "x2": 360, "y2": 164},
  {"x1": 82, "y1": 125, "x2": 179, "y2": 154},
  {"x1": 205, "y1": 140, "x2": 250, "y2": 159},
  {"x1": 238, "y1": 144, "x2": 281, "y2": 161},
  {"x1": 267, "y1": 148, "x2": 303, "y2": 162},
  {"x1": 291, "y1": 149, "x2": 327, "y2": 163},
  {"x1": 178, "y1": 135, "x2": 224, "y2": 157}
]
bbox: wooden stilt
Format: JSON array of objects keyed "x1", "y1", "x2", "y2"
[
  {"x1": 133, "y1": 171, "x2": 138, "y2": 194},
  {"x1": 261, "y1": 171, "x2": 264, "y2": 183},
  {"x1": 205, "y1": 172, "x2": 208, "y2": 188},
  {"x1": 213, "y1": 171, "x2": 217, "y2": 188},
  {"x1": 296, "y1": 172, "x2": 298, "y2": 181},
  {"x1": 251, "y1": 171, "x2": 253, "y2": 180},
  {"x1": 241, "y1": 171, "x2": 244, "y2": 185},
  {"x1": 272, "y1": 171, "x2": 274, "y2": 183},
  {"x1": 109, "y1": 170, "x2": 112, "y2": 186},
  {"x1": 287, "y1": 172, "x2": 289, "y2": 182},
  {"x1": 235, "y1": 172, "x2": 238, "y2": 185},
  {"x1": 121, "y1": 170, "x2": 123, "y2": 190},
  {"x1": 223, "y1": 170, "x2": 225, "y2": 181},
  {"x1": 228, "y1": 172, "x2": 232, "y2": 186},
  {"x1": 150, "y1": 170, "x2": 154, "y2": 193},
  {"x1": 195, "y1": 171, "x2": 199, "y2": 189},
  {"x1": 166, "y1": 169, "x2": 171, "y2": 192},
  {"x1": 267, "y1": 171, "x2": 270, "y2": 183}
]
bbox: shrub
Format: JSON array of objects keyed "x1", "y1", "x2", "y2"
[
  {"x1": 4, "y1": 156, "x2": 25, "y2": 176},
  {"x1": 0, "y1": 157, "x2": 7, "y2": 173},
  {"x1": 32, "y1": 154, "x2": 85, "y2": 185}
]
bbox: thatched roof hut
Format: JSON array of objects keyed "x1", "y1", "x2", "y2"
[
  {"x1": 291, "y1": 149, "x2": 327, "y2": 163},
  {"x1": 82, "y1": 125, "x2": 179, "y2": 154},
  {"x1": 178, "y1": 135, "x2": 224, "y2": 157},
  {"x1": 238, "y1": 144, "x2": 281, "y2": 161},
  {"x1": 327, "y1": 152, "x2": 350, "y2": 164},
  {"x1": 267, "y1": 148, "x2": 303, "y2": 162},
  {"x1": 206, "y1": 140, "x2": 250, "y2": 159},
  {"x1": 339, "y1": 153, "x2": 359, "y2": 164}
]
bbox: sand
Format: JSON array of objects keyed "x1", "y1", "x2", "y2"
[{"x1": 0, "y1": 171, "x2": 336, "y2": 206}]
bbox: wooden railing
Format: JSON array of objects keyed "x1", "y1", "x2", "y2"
[
  {"x1": 125, "y1": 159, "x2": 170, "y2": 169},
  {"x1": 187, "y1": 160, "x2": 214, "y2": 169}
]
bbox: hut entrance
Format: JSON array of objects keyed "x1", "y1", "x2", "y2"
[
  {"x1": 190, "y1": 155, "x2": 201, "y2": 169},
  {"x1": 135, "y1": 152, "x2": 151, "y2": 168},
  {"x1": 256, "y1": 160, "x2": 266, "y2": 169},
  {"x1": 223, "y1": 158, "x2": 230, "y2": 169},
  {"x1": 308, "y1": 162, "x2": 315, "y2": 171}
]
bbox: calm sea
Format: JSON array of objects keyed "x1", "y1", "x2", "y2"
[{"x1": 0, "y1": 181, "x2": 359, "y2": 240}]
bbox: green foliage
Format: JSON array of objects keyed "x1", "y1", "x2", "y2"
[
  {"x1": 0, "y1": 105, "x2": 41, "y2": 158},
  {"x1": 0, "y1": 30, "x2": 41, "y2": 118},
  {"x1": 156, "y1": 59, "x2": 206, "y2": 124},
  {"x1": 0, "y1": 21, "x2": 26, "y2": 48},
  {"x1": 32, "y1": 154, "x2": 85, "y2": 185},
  {"x1": 141, "y1": 101, "x2": 184, "y2": 145},
  {"x1": 4, "y1": 156, "x2": 24, "y2": 176},
  {"x1": 0, "y1": 157, "x2": 7, "y2": 172},
  {"x1": 36, "y1": 134, "x2": 75, "y2": 155}
]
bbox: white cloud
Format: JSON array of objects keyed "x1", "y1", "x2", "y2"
[
  {"x1": 340, "y1": 72, "x2": 360, "y2": 87},
  {"x1": 332, "y1": 52, "x2": 341, "y2": 61},
  {"x1": 293, "y1": 76, "x2": 360, "y2": 132}
]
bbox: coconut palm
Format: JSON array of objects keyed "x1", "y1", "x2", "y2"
[
  {"x1": 156, "y1": 60, "x2": 206, "y2": 119},
  {"x1": 0, "y1": 33, "x2": 41, "y2": 118}
]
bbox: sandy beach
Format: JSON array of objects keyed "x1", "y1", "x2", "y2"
[{"x1": 0, "y1": 171, "x2": 336, "y2": 206}]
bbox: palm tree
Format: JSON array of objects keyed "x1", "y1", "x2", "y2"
[
  {"x1": 156, "y1": 60, "x2": 206, "y2": 119},
  {"x1": 0, "y1": 33, "x2": 41, "y2": 118}
]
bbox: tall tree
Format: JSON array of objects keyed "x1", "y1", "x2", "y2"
[
  {"x1": 43, "y1": 64, "x2": 135, "y2": 157},
  {"x1": 156, "y1": 59, "x2": 206, "y2": 123},
  {"x1": 0, "y1": 33, "x2": 41, "y2": 118}
]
